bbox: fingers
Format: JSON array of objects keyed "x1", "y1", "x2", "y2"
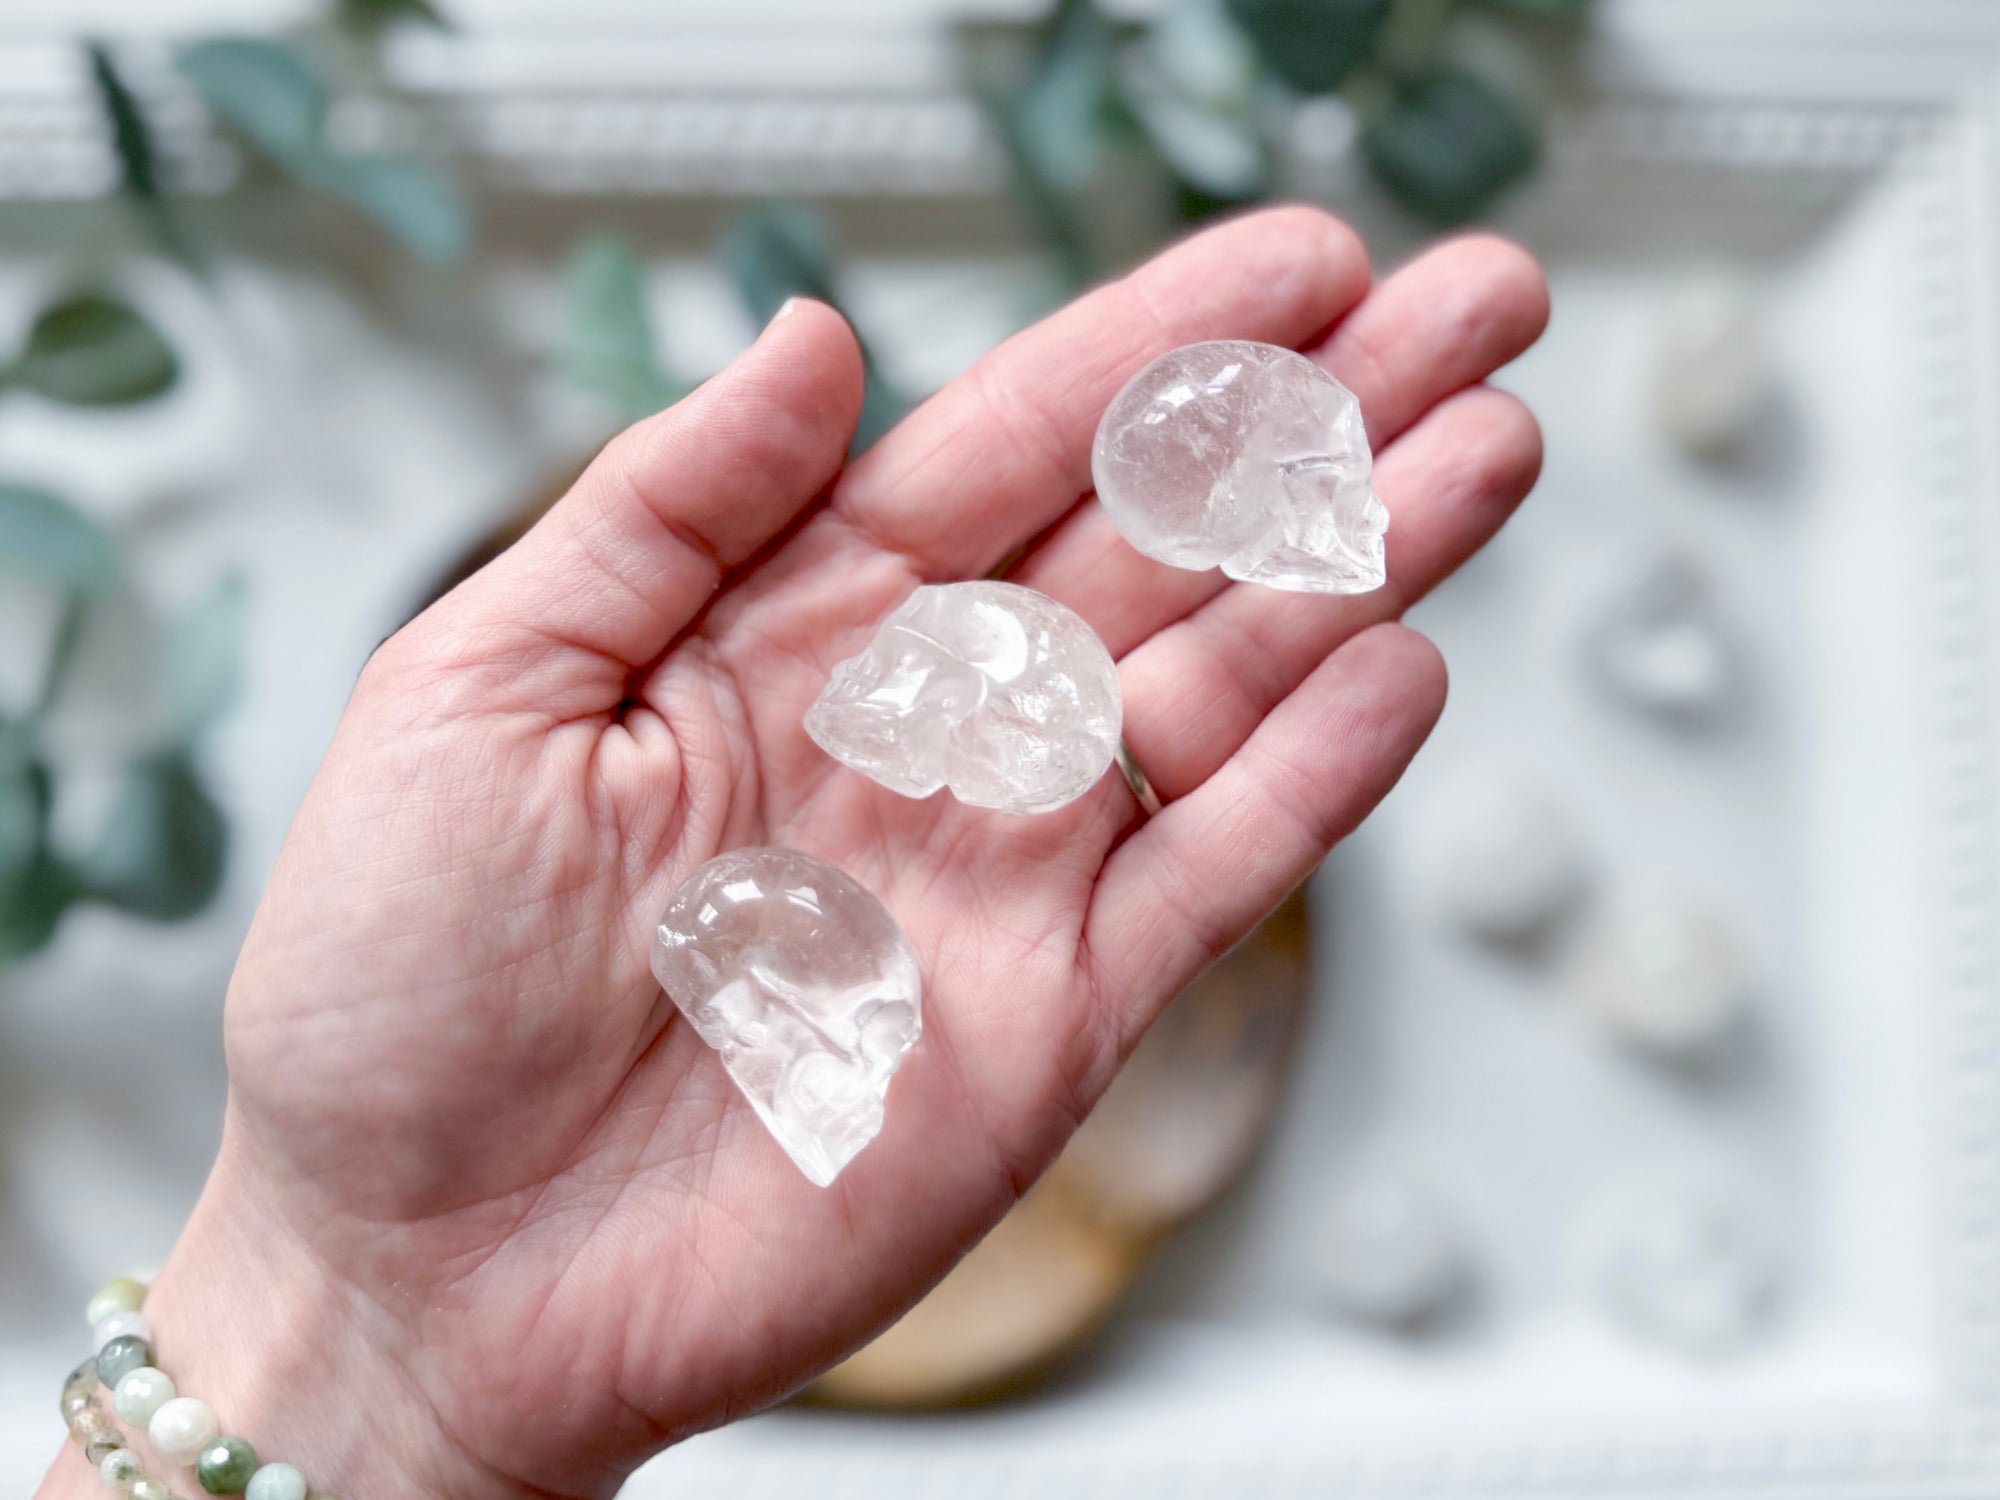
[
  {"x1": 833, "y1": 206, "x2": 1371, "y2": 578},
  {"x1": 427, "y1": 300, "x2": 865, "y2": 712},
  {"x1": 1004, "y1": 502, "x2": 1224, "y2": 664},
  {"x1": 1012, "y1": 232, "x2": 1549, "y2": 657},
  {"x1": 1122, "y1": 386, "x2": 1543, "y2": 799},
  {"x1": 1324, "y1": 233, "x2": 1549, "y2": 447},
  {"x1": 1085, "y1": 623, "x2": 1447, "y2": 1054}
]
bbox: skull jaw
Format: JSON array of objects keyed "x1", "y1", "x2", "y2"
[{"x1": 1221, "y1": 486, "x2": 1389, "y2": 595}]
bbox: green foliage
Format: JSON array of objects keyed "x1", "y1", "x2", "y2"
[
  {"x1": 982, "y1": 0, "x2": 1116, "y2": 289},
  {"x1": 1013, "y1": 0, "x2": 1120, "y2": 194},
  {"x1": 335, "y1": 156, "x2": 475, "y2": 267},
  {"x1": 718, "y1": 204, "x2": 907, "y2": 454},
  {"x1": 988, "y1": 100, "x2": 1099, "y2": 292},
  {"x1": 0, "y1": 734, "x2": 47, "y2": 906},
  {"x1": 0, "y1": 486, "x2": 116, "y2": 589},
  {"x1": 333, "y1": 0, "x2": 450, "y2": 35},
  {"x1": 1363, "y1": 69, "x2": 1537, "y2": 223},
  {"x1": 7, "y1": 296, "x2": 179, "y2": 407},
  {"x1": 73, "y1": 750, "x2": 228, "y2": 921},
  {"x1": 719, "y1": 202, "x2": 836, "y2": 322},
  {"x1": 87, "y1": 43, "x2": 159, "y2": 199},
  {"x1": 85, "y1": 42, "x2": 205, "y2": 274},
  {"x1": 989, "y1": 0, "x2": 1267, "y2": 284},
  {"x1": 179, "y1": 39, "x2": 320, "y2": 157},
  {"x1": 1226, "y1": 0, "x2": 1390, "y2": 93},
  {"x1": 0, "y1": 492, "x2": 239, "y2": 961},
  {"x1": 0, "y1": 723, "x2": 69, "y2": 961},
  {"x1": 1123, "y1": 88, "x2": 1267, "y2": 204},
  {"x1": 178, "y1": 38, "x2": 472, "y2": 264},
  {"x1": 1467, "y1": 0, "x2": 1590, "y2": 14},
  {"x1": 1120, "y1": 4, "x2": 1269, "y2": 207},
  {"x1": 980, "y1": 0, "x2": 1574, "y2": 268},
  {"x1": 0, "y1": 846, "x2": 74, "y2": 962},
  {"x1": 164, "y1": 574, "x2": 246, "y2": 747},
  {"x1": 563, "y1": 234, "x2": 680, "y2": 421}
]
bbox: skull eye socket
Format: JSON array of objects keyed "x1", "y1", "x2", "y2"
[{"x1": 856, "y1": 1001, "x2": 918, "y2": 1068}]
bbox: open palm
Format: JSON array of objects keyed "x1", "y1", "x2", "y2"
[{"x1": 93, "y1": 209, "x2": 1545, "y2": 1500}]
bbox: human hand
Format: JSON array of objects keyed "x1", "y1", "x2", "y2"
[{"x1": 40, "y1": 207, "x2": 1545, "y2": 1500}]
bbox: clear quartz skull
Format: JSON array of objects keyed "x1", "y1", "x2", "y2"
[
  {"x1": 1091, "y1": 339, "x2": 1388, "y2": 593},
  {"x1": 804, "y1": 580, "x2": 1122, "y2": 816},
  {"x1": 651, "y1": 847, "x2": 921, "y2": 1186}
]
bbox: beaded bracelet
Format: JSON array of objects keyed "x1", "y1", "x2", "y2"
[{"x1": 60, "y1": 1278, "x2": 335, "y2": 1500}]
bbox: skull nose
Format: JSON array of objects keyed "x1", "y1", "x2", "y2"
[{"x1": 857, "y1": 1000, "x2": 919, "y2": 1068}]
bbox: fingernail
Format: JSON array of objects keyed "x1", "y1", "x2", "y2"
[{"x1": 773, "y1": 297, "x2": 800, "y2": 322}]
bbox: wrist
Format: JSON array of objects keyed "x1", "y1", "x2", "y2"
[{"x1": 37, "y1": 1118, "x2": 538, "y2": 1500}]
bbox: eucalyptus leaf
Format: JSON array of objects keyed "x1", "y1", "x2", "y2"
[
  {"x1": 1127, "y1": 88, "x2": 1268, "y2": 200},
  {"x1": 11, "y1": 296, "x2": 179, "y2": 407},
  {"x1": 87, "y1": 43, "x2": 206, "y2": 274},
  {"x1": 178, "y1": 38, "x2": 472, "y2": 265},
  {"x1": 987, "y1": 95, "x2": 1098, "y2": 292},
  {"x1": 34, "y1": 591, "x2": 88, "y2": 722},
  {"x1": 335, "y1": 0, "x2": 450, "y2": 34},
  {"x1": 1465, "y1": 0, "x2": 1591, "y2": 14},
  {"x1": 720, "y1": 202, "x2": 835, "y2": 319},
  {"x1": 1225, "y1": 0, "x2": 1390, "y2": 94},
  {"x1": 563, "y1": 234, "x2": 679, "y2": 420},
  {"x1": 165, "y1": 574, "x2": 246, "y2": 744},
  {"x1": 0, "y1": 847, "x2": 73, "y2": 962},
  {"x1": 331, "y1": 156, "x2": 473, "y2": 266},
  {"x1": 1173, "y1": 177, "x2": 1255, "y2": 225},
  {"x1": 1015, "y1": 0, "x2": 1117, "y2": 192},
  {"x1": 1148, "y1": 0, "x2": 1263, "y2": 108},
  {"x1": 0, "y1": 723, "x2": 64, "y2": 961},
  {"x1": 981, "y1": 0, "x2": 1116, "y2": 292},
  {"x1": 75, "y1": 749, "x2": 227, "y2": 921},
  {"x1": 1363, "y1": 69, "x2": 1537, "y2": 223},
  {"x1": 87, "y1": 43, "x2": 159, "y2": 199},
  {"x1": 177, "y1": 38, "x2": 325, "y2": 162},
  {"x1": 0, "y1": 742, "x2": 46, "y2": 901},
  {"x1": 0, "y1": 486, "x2": 115, "y2": 589},
  {"x1": 718, "y1": 204, "x2": 907, "y2": 454}
]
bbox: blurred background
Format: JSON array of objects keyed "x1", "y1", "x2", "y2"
[{"x1": 5, "y1": 0, "x2": 2000, "y2": 1493}]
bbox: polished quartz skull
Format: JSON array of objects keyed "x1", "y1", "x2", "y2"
[
  {"x1": 804, "y1": 580, "x2": 1122, "y2": 815},
  {"x1": 1091, "y1": 340, "x2": 1388, "y2": 593},
  {"x1": 651, "y1": 847, "x2": 921, "y2": 1186}
]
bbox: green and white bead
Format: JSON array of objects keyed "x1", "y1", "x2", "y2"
[
  {"x1": 114, "y1": 1367, "x2": 176, "y2": 1427},
  {"x1": 68, "y1": 1403, "x2": 119, "y2": 1450},
  {"x1": 195, "y1": 1436, "x2": 258, "y2": 1495},
  {"x1": 149, "y1": 1395, "x2": 220, "y2": 1463},
  {"x1": 84, "y1": 1432, "x2": 127, "y2": 1466},
  {"x1": 96, "y1": 1335, "x2": 154, "y2": 1389},
  {"x1": 99, "y1": 1446, "x2": 146, "y2": 1489},
  {"x1": 59, "y1": 1358, "x2": 97, "y2": 1420}
]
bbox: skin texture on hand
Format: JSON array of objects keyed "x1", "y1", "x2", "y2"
[{"x1": 37, "y1": 207, "x2": 1546, "y2": 1500}]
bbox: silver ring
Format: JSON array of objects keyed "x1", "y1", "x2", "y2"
[{"x1": 1115, "y1": 740, "x2": 1164, "y2": 818}]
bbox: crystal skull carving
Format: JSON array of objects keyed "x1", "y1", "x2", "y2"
[
  {"x1": 651, "y1": 847, "x2": 921, "y2": 1186},
  {"x1": 1091, "y1": 339, "x2": 1388, "y2": 594},
  {"x1": 804, "y1": 580, "x2": 1122, "y2": 816}
]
